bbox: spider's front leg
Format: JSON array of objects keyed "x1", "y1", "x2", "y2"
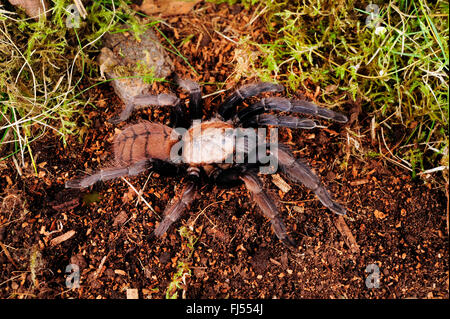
[
  {"x1": 209, "y1": 166, "x2": 294, "y2": 246},
  {"x1": 218, "y1": 82, "x2": 284, "y2": 120},
  {"x1": 275, "y1": 145, "x2": 346, "y2": 215}
]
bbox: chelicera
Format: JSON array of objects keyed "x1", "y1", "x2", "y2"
[{"x1": 66, "y1": 76, "x2": 348, "y2": 246}]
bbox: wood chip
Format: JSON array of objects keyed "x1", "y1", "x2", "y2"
[
  {"x1": 114, "y1": 269, "x2": 127, "y2": 276},
  {"x1": 51, "y1": 198, "x2": 80, "y2": 211},
  {"x1": 126, "y1": 288, "x2": 139, "y2": 299},
  {"x1": 50, "y1": 230, "x2": 76, "y2": 246},
  {"x1": 94, "y1": 255, "x2": 108, "y2": 279},
  {"x1": 350, "y1": 179, "x2": 369, "y2": 186},
  {"x1": 269, "y1": 258, "x2": 281, "y2": 266},
  {"x1": 271, "y1": 174, "x2": 291, "y2": 193},
  {"x1": 293, "y1": 206, "x2": 305, "y2": 214},
  {"x1": 374, "y1": 209, "x2": 388, "y2": 219},
  {"x1": 113, "y1": 211, "x2": 128, "y2": 227},
  {"x1": 334, "y1": 216, "x2": 360, "y2": 254},
  {"x1": 5, "y1": 176, "x2": 12, "y2": 185}
]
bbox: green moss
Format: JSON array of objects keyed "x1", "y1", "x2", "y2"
[
  {"x1": 165, "y1": 261, "x2": 192, "y2": 299},
  {"x1": 218, "y1": 0, "x2": 449, "y2": 184},
  {"x1": 0, "y1": 0, "x2": 154, "y2": 167}
]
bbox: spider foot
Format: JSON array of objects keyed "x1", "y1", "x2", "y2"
[
  {"x1": 65, "y1": 177, "x2": 91, "y2": 189},
  {"x1": 108, "y1": 115, "x2": 122, "y2": 124},
  {"x1": 281, "y1": 235, "x2": 297, "y2": 248}
]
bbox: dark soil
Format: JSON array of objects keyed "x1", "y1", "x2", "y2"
[{"x1": 0, "y1": 3, "x2": 448, "y2": 299}]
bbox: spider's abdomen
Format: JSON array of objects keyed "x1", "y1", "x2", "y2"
[
  {"x1": 182, "y1": 120, "x2": 235, "y2": 165},
  {"x1": 114, "y1": 121, "x2": 178, "y2": 165}
]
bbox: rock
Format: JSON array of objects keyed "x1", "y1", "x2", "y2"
[{"x1": 98, "y1": 25, "x2": 174, "y2": 115}]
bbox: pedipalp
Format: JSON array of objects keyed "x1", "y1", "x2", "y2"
[{"x1": 175, "y1": 76, "x2": 203, "y2": 121}]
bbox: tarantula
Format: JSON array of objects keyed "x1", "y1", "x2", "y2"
[{"x1": 66, "y1": 77, "x2": 348, "y2": 246}]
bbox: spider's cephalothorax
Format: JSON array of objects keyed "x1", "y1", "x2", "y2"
[{"x1": 66, "y1": 76, "x2": 348, "y2": 246}]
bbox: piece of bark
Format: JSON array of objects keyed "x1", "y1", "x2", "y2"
[
  {"x1": 135, "y1": 0, "x2": 201, "y2": 16},
  {"x1": 113, "y1": 211, "x2": 128, "y2": 227},
  {"x1": 50, "y1": 230, "x2": 76, "y2": 246},
  {"x1": 8, "y1": 0, "x2": 48, "y2": 19},
  {"x1": 334, "y1": 215, "x2": 360, "y2": 254},
  {"x1": 271, "y1": 173, "x2": 292, "y2": 193}
]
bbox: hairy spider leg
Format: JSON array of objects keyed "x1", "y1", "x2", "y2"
[
  {"x1": 108, "y1": 93, "x2": 185, "y2": 126},
  {"x1": 240, "y1": 170, "x2": 296, "y2": 247},
  {"x1": 236, "y1": 97, "x2": 348, "y2": 125},
  {"x1": 209, "y1": 165, "x2": 295, "y2": 246},
  {"x1": 218, "y1": 82, "x2": 284, "y2": 120},
  {"x1": 153, "y1": 167, "x2": 200, "y2": 237},
  {"x1": 274, "y1": 145, "x2": 346, "y2": 215},
  {"x1": 243, "y1": 114, "x2": 317, "y2": 129},
  {"x1": 65, "y1": 160, "x2": 150, "y2": 189},
  {"x1": 242, "y1": 142, "x2": 346, "y2": 215},
  {"x1": 175, "y1": 76, "x2": 203, "y2": 121},
  {"x1": 237, "y1": 100, "x2": 316, "y2": 129},
  {"x1": 64, "y1": 158, "x2": 182, "y2": 189}
]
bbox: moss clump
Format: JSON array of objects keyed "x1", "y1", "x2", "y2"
[{"x1": 220, "y1": 0, "x2": 449, "y2": 184}]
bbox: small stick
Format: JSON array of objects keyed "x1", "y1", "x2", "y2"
[
  {"x1": 73, "y1": 0, "x2": 87, "y2": 19},
  {"x1": 334, "y1": 216, "x2": 360, "y2": 254},
  {"x1": 0, "y1": 241, "x2": 18, "y2": 269},
  {"x1": 50, "y1": 230, "x2": 76, "y2": 246},
  {"x1": 121, "y1": 177, "x2": 159, "y2": 218},
  {"x1": 192, "y1": 200, "x2": 226, "y2": 227},
  {"x1": 94, "y1": 254, "x2": 108, "y2": 280}
]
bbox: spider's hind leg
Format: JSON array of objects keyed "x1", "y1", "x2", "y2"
[{"x1": 65, "y1": 160, "x2": 150, "y2": 189}]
